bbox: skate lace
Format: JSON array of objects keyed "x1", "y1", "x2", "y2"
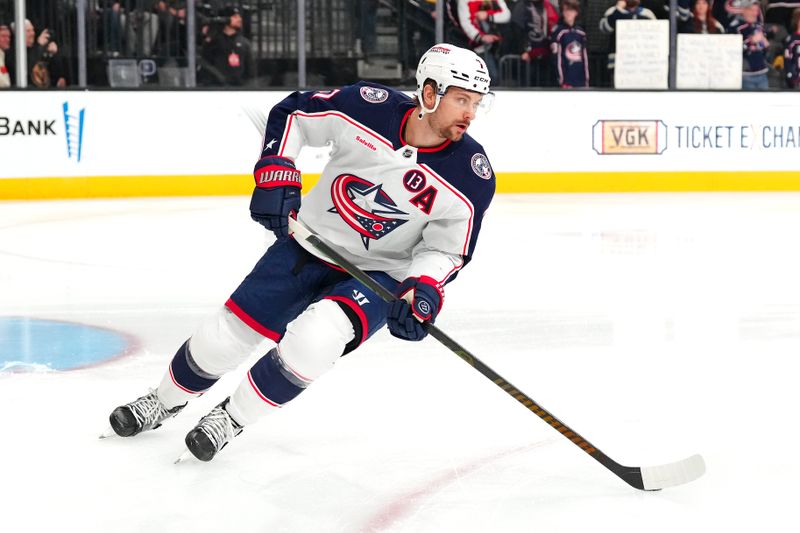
[
  {"x1": 198, "y1": 406, "x2": 239, "y2": 452},
  {"x1": 129, "y1": 391, "x2": 169, "y2": 427}
]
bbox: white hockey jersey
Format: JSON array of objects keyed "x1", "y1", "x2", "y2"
[{"x1": 258, "y1": 82, "x2": 496, "y2": 286}]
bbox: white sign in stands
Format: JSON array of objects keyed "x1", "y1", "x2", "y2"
[
  {"x1": 615, "y1": 20, "x2": 669, "y2": 90},
  {"x1": 677, "y1": 34, "x2": 743, "y2": 90}
]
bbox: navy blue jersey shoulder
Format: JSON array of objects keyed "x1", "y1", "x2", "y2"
[
  {"x1": 260, "y1": 81, "x2": 414, "y2": 158},
  {"x1": 334, "y1": 81, "x2": 416, "y2": 138},
  {"x1": 422, "y1": 133, "x2": 495, "y2": 218}
]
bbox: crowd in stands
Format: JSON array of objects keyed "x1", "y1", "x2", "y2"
[
  {"x1": 445, "y1": 0, "x2": 588, "y2": 87},
  {"x1": 1, "y1": 0, "x2": 799, "y2": 89},
  {"x1": 446, "y1": 0, "x2": 800, "y2": 89},
  {"x1": 0, "y1": 17, "x2": 68, "y2": 87},
  {"x1": 0, "y1": 0, "x2": 254, "y2": 88}
]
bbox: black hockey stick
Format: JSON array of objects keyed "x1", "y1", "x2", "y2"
[{"x1": 288, "y1": 218, "x2": 705, "y2": 491}]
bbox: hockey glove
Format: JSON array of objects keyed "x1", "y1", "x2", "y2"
[
  {"x1": 250, "y1": 156, "x2": 302, "y2": 238},
  {"x1": 386, "y1": 276, "x2": 443, "y2": 342}
]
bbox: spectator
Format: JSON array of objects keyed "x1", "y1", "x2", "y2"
[
  {"x1": 99, "y1": 1, "x2": 124, "y2": 55},
  {"x1": 640, "y1": 0, "x2": 692, "y2": 27},
  {"x1": 199, "y1": 6, "x2": 253, "y2": 86},
  {"x1": 7, "y1": 19, "x2": 68, "y2": 87},
  {"x1": 0, "y1": 22, "x2": 9, "y2": 52},
  {"x1": 549, "y1": 0, "x2": 588, "y2": 88},
  {"x1": 758, "y1": 1, "x2": 791, "y2": 64},
  {"x1": 683, "y1": 0, "x2": 725, "y2": 33},
  {"x1": 765, "y1": 1, "x2": 800, "y2": 30},
  {"x1": 513, "y1": 0, "x2": 558, "y2": 86},
  {"x1": 727, "y1": 0, "x2": 770, "y2": 89},
  {"x1": 123, "y1": 2, "x2": 159, "y2": 57},
  {"x1": 719, "y1": 3, "x2": 783, "y2": 68},
  {"x1": 599, "y1": 1, "x2": 657, "y2": 77},
  {"x1": 675, "y1": 0, "x2": 693, "y2": 23},
  {"x1": 671, "y1": 0, "x2": 695, "y2": 32},
  {"x1": 0, "y1": 23, "x2": 10, "y2": 87},
  {"x1": 714, "y1": 0, "x2": 764, "y2": 27},
  {"x1": 450, "y1": 0, "x2": 511, "y2": 82},
  {"x1": 155, "y1": 0, "x2": 191, "y2": 56},
  {"x1": 784, "y1": 7, "x2": 800, "y2": 87},
  {"x1": 712, "y1": 0, "x2": 733, "y2": 27}
]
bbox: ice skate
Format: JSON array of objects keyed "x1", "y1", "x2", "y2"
[
  {"x1": 108, "y1": 390, "x2": 185, "y2": 437},
  {"x1": 183, "y1": 398, "x2": 243, "y2": 462}
]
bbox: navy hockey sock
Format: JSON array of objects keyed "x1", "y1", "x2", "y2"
[
  {"x1": 168, "y1": 340, "x2": 220, "y2": 395},
  {"x1": 247, "y1": 348, "x2": 305, "y2": 406}
]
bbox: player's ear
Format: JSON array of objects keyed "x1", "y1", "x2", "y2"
[{"x1": 422, "y1": 82, "x2": 437, "y2": 109}]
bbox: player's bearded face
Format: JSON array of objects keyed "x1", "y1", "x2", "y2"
[{"x1": 431, "y1": 89, "x2": 483, "y2": 141}]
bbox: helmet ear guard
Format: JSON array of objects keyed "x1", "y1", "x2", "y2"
[{"x1": 417, "y1": 79, "x2": 443, "y2": 119}]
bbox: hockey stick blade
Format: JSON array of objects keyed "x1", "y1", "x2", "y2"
[
  {"x1": 639, "y1": 454, "x2": 705, "y2": 491},
  {"x1": 287, "y1": 218, "x2": 705, "y2": 491}
]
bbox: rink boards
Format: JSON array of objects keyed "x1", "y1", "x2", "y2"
[{"x1": 1, "y1": 90, "x2": 799, "y2": 199}]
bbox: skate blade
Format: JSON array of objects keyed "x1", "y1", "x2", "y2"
[
  {"x1": 174, "y1": 449, "x2": 194, "y2": 464},
  {"x1": 99, "y1": 426, "x2": 117, "y2": 439}
]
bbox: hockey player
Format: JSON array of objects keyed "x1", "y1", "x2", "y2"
[{"x1": 107, "y1": 43, "x2": 497, "y2": 462}]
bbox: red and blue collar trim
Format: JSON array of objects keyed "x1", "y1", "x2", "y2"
[{"x1": 398, "y1": 108, "x2": 452, "y2": 153}]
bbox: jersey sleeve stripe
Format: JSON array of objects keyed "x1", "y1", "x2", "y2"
[
  {"x1": 311, "y1": 89, "x2": 341, "y2": 100},
  {"x1": 441, "y1": 259, "x2": 465, "y2": 285},
  {"x1": 278, "y1": 114, "x2": 295, "y2": 157}
]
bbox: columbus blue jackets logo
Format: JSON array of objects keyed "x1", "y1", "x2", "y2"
[
  {"x1": 359, "y1": 86, "x2": 389, "y2": 104},
  {"x1": 329, "y1": 174, "x2": 409, "y2": 249},
  {"x1": 566, "y1": 42, "x2": 583, "y2": 64},
  {"x1": 470, "y1": 153, "x2": 492, "y2": 179}
]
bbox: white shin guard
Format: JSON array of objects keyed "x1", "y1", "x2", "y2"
[
  {"x1": 156, "y1": 307, "x2": 268, "y2": 410},
  {"x1": 278, "y1": 299, "x2": 356, "y2": 384},
  {"x1": 189, "y1": 307, "x2": 268, "y2": 376},
  {"x1": 226, "y1": 299, "x2": 355, "y2": 426}
]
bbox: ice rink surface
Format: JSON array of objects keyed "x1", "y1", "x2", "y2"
[{"x1": 2, "y1": 193, "x2": 799, "y2": 533}]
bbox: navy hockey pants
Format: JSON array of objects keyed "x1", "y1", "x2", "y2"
[{"x1": 226, "y1": 236, "x2": 397, "y2": 353}]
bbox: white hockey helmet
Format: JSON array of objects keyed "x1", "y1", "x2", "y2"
[{"x1": 415, "y1": 43, "x2": 493, "y2": 118}]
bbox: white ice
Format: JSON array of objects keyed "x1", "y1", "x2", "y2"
[{"x1": 2, "y1": 193, "x2": 799, "y2": 533}]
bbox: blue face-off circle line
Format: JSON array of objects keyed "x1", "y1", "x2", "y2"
[{"x1": 0, "y1": 316, "x2": 138, "y2": 372}]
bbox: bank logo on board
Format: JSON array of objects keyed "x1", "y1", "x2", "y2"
[{"x1": 62, "y1": 101, "x2": 86, "y2": 163}]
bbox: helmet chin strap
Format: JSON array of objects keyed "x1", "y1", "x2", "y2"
[{"x1": 417, "y1": 94, "x2": 442, "y2": 120}]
